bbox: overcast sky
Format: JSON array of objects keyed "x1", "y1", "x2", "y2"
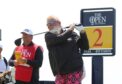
[{"x1": 0, "y1": 0, "x2": 121, "y2": 84}]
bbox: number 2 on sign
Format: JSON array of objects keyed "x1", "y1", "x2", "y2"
[{"x1": 93, "y1": 28, "x2": 103, "y2": 47}]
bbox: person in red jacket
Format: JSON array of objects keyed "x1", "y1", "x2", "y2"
[
  {"x1": 45, "y1": 16, "x2": 89, "y2": 84},
  {"x1": 9, "y1": 29, "x2": 43, "y2": 84}
]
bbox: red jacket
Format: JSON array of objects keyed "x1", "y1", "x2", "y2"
[{"x1": 15, "y1": 44, "x2": 38, "y2": 82}]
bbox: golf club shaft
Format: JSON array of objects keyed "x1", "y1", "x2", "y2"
[{"x1": 33, "y1": 31, "x2": 48, "y2": 36}]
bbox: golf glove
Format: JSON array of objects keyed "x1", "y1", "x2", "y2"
[{"x1": 75, "y1": 25, "x2": 84, "y2": 32}]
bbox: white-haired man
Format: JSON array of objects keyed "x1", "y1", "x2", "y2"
[{"x1": 45, "y1": 16, "x2": 89, "y2": 84}]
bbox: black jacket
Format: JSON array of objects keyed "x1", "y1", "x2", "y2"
[
  {"x1": 45, "y1": 30, "x2": 89, "y2": 76},
  {"x1": 9, "y1": 42, "x2": 43, "y2": 83}
]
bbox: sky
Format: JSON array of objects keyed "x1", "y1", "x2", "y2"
[{"x1": 0, "y1": 0, "x2": 121, "y2": 84}]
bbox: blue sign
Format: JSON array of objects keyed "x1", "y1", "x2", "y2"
[{"x1": 80, "y1": 8, "x2": 116, "y2": 56}]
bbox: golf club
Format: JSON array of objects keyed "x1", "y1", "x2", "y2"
[{"x1": 14, "y1": 24, "x2": 82, "y2": 46}]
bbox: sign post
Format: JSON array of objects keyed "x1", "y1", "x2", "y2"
[{"x1": 81, "y1": 8, "x2": 116, "y2": 84}]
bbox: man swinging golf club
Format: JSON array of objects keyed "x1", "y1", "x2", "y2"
[{"x1": 45, "y1": 16, "x2": 89, "y2": 84}]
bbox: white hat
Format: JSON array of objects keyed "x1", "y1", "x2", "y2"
[
  {"x1": 0, "y1": 44, "x2": 3, "y2": 49},
  {"x1": 21, "y1": 29, "x2": 33, "y2": 35}
]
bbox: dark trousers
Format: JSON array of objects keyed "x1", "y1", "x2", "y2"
[{"x1": 15, "y1": 80, "x2": 39, "y2": 84}]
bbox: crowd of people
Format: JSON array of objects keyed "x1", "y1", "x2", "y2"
[{"x1": 0, "y1": 16, "x2": 89, "y2": 84}]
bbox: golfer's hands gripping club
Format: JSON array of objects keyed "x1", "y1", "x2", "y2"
[
  {"x1": 68, "y1": 23, "x2": 76, "y2": 31},
  {"x1": 75, "y1": 25, "x2": 85, "y2": 33}
]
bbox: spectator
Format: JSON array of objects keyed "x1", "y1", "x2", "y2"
[
  {"x1": 0, "y1": 44, "x2": 11, "y2": 84},
  {"x1": 9, "y1": 29, "x2": 43, "y2": 84}
]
